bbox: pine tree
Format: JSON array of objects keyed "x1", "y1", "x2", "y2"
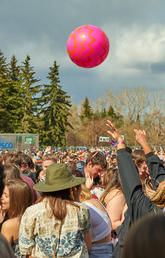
[
  {"x1": 107, "y1": 105, "x2": 123, "y2": 127},
  {"x1": 7, "y1": 55, "x2": 23, "y2": 132},
  {"x1": 39, "y1": 61, "x2": 71, "y2": 147},
  {"x1": 100, "y1": 107, "x2": 107, "y2": 118},
  {"x1": 80, "y1": 97, "x2": 93, "y2": 121},
  {"x1": 0, "y1": 50, "x2": 11, "y2": 132},
  {"x1": 19, "y1": 55, "x2": 40, "y2": 133}
]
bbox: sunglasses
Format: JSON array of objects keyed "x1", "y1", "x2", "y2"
[{"x1": 89, "y1": 151, "x2": 105, "y2": 162}]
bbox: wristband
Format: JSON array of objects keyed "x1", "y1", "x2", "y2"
[{"x1": 110, "y1": 140, "x2": 125, "y2": 146}]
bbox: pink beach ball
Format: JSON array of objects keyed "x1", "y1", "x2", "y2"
[{"x1": 67, "y1": 25, "x2": 110, "y2": 68}]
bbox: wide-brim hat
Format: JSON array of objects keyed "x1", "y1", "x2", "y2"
[{"x1": 34, "y1": 163, "x2": 85, "y2": 192}]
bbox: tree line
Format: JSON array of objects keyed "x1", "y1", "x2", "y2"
[
  {"x1": 0, "y1": 50, "x2": 71, "y2": 147},
  {"x1": 67, "y1": 88, "x2": 165, "y2": 148},
  {"x1": 1, "y1": 49, "x2": 165, "y2": 148}
]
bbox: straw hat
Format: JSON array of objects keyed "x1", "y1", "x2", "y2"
[{"x1": 34, "y1": 163, "x2": 85, "y2": 192}]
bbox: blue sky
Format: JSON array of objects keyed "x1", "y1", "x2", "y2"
[{"x1": 1, "y1": 0, "x2": 165, "y2": 105}]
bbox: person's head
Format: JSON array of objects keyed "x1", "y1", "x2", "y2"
[
  {"x1": 100, "y1": 168, "x2": 122, "y2": 204},
  {"x1": 19, "y1": 154, "x2": 34, "y2": 172},
  {"x1": 4, "y1": 164, "x2": 21, "y2": 181},
  {"x1": 132, "y1": 149, "x2": 149, "y2": 183},
  {"x1": 42, "y1": 154, "x2": 57, "y2": 173},
  {"x1": 36, "y1": 150, "x2": 43, "y2": 158},
  {"x1": 121, "y1": 213, "x2": 165, "y2": 258},
  {"x1": 85, "y1": 151, "x2": 107, "y2": 179},
  {"x1": 72, "y1": 170, "x2": 91, "y2": 202},
  {"x1": 1, "y1": 179, "x2": 32, "y2": 218},
  {"x1": 34, "y1": 163, "x2": 85, "y2": 220}
]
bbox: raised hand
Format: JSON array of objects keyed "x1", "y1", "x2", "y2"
[
  {"x1": 106, "y1": 120, "x2": 123, "y2": 143},
  {"x1": 85, "y1": 172, "x2": 94, "y2": 190},
  {"x1": 134, "y1": 129, "x2": 152, "y2": 154}
]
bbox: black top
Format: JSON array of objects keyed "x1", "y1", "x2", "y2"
[
  {"x1": 0, "y1": 213, "x2": 8, "y2": 231},
  {"x1": 112, "y1": 149, "x2": 164, "y2": 258}
]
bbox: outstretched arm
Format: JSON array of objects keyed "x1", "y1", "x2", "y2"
[
  {"x1": 134, "y1": 129, "x2": 165, "y2": 183},
  {"x1": 106, "y1": 120, "x2": 141, "y2": 205}
]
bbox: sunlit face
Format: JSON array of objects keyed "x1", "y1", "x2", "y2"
[
  {"x1": 88, "y1": 163, "x2": 104, "y2": 179},
  {"x1": 1, "y1": 186, "x2": 10, "y2": 211},
  {"x1": 42, "y1": 160, "x2": 55, "y2": 173}
]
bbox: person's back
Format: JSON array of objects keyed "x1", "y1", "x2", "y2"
[
  {"x1": 19, "y1": 199, "x2": 90, "y2": 257},
  {"x1": 19, "y1": 163, "x2": 91, "y2": 257},
  {"x1": 80, "y1": 185, "x2": 113, "y2": 258}
]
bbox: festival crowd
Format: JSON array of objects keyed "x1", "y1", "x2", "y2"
[{"x1": 0, "y1": 120, "x2": 165, "y2": 258}]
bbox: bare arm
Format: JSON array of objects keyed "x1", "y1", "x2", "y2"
[
  {"x1": 1, "y1": 220, "x2": 13, "y2": 243},
  {"x1": 106, "y1": 192, "x2": 126, "y2": 230}
]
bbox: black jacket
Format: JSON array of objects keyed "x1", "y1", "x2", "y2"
[{"x1": 112, "y1": 149, "x2": 164, "y2": 258}]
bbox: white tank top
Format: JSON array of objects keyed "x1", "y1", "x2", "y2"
[{"x1": 84, "y1": 201, "x2": 111, "y2": 242}]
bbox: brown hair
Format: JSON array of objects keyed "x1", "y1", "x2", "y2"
[
  {"x1": 42, "y1": 154, "x2": 57, "y2": 163},
  {"x1": 6, "y1": 179, "x2": 33, "y2": 218},
  {"x1": 36, "y1": 188, "x2": 80, "y2": 221},
  {"x1": 132, "y1": 149, "x2": 146, "y2": 164},
  {"x1": 121, "y1": 213, "x2": 165, "y2": 258},
  {"x1": 100, "y1": 168, "x2": 122, "y2": 204},
  {"x1": 86, "y1": 151, "x2": 107, "y2": 169},
  {"x1": 4, "y1": 164, "x2": 21, "y2": 181}
]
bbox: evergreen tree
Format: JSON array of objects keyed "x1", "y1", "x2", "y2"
[
  {"x1": 7, "y1": 55, "x2": 23, "y2": 132},
  {"x1": 107, "y1": 105, "x2": 123, "y2": 127},
  {"x1": 19, "y1": 55, "x2": 40, "y2": 133},
  {"x1": 39, "y1": 61, "x2": 71, "y2": 147},
  {"x1": 100, "y1": 107, "x2": 107, "y2": 118},
  {"x1": 0, "y1": 50, "x2": 11, "y2": 132},
  {"x1": 107, "y1": 105, "x2": 116, "y2": 119},
  {"x1": 80, "y1": 97, "x2": 93, "y2": 121}
]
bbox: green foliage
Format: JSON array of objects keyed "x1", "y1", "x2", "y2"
[
  {"x1": 19, "y1": 55, "x2": 40, "y2": 133},
  {"x1": 7, "y1": 55, "x2": 23, "y2": 132},
  {"x1": 0, "y1": 50, "x2": 12, "y2": 132},
  {"x1": 80, "y1": 97, "x2": 93, "y2": 120},
  {"x1": 39, "y1": 61, "x2": 71, "y2": 147}
]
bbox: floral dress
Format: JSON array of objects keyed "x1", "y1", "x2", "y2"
[{"x1": 19, "y1": 199, "x2": 91, "y2": 257}]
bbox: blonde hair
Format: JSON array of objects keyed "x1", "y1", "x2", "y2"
[
  {"x1": 100, "y1": 168, "x2": 122, "y2": 204},
  {"x1": 145, "y1": 180, "x2": 165, "y2": 208},
  {"x1": 80, "y1": 184, "x2": 92, "y2": 202}
]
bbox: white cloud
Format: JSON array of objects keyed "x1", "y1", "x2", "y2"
[{"x1": 97, "y1": 23, "x2": 165, "y2": 78}]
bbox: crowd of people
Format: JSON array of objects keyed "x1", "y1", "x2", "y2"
[{"x1": 0, "y1": 120, "x2": 165, "y2": 257}]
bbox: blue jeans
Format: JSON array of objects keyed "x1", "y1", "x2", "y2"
[{"x1": 89, "y1": 242, "x2": 114, "y2": 258}]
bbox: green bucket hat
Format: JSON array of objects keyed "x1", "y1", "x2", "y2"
[{"x1": 34, "y1": 163, "x2": 85, "y2": 192}]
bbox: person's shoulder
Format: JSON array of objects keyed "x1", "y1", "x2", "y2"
[
  {"x1": 85, "y1": 198, "x2": 106, "y2": 212},
  {"x1": 2, "y1": 217, "x2": 19, "y2": 230},
  {"x1": 23, "y1": 200, "x2": 45, "y2": 215},
  {"x1": 74, "y1": 202, "x2": 90, "y2": 215},
  {"x1": 74, "y1": 201, "x2": 88, "y2": 210},
  {"x1": 105, "y1": 189, "x2": 124, "y2": 204}
]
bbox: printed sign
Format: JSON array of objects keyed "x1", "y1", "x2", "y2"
[
  {"x1": 99, "y1": 136, "x2": 110, "y2": 142},
  {"x1": 25, "y1": 137, "x2": 34, "y2": 144},
  {"x1": 0, "y1": 138, "x2": 14, "y2": 149}
]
